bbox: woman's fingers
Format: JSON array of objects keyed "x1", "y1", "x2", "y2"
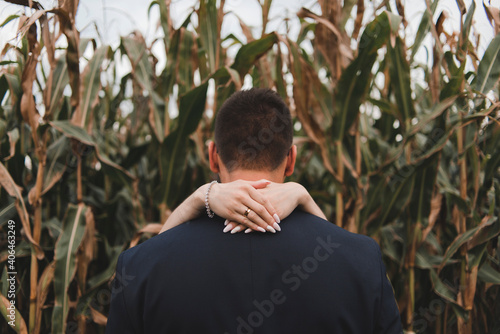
[
  {"x1": 242, "y1": 208, "x2": 278, "y2": 232},
  {"x1": 222, "y1": 213, "x2": 276, "y2": 233},
  {"x1": 225, "y1": 205, "x2": 279, "y2": 233},
  {"x1": 239, "y1": 199, "x2": 280, "y2": 232},
  {"x1": 231, "y1": 223, "x2": 245, "y2": 234},
  {"x1": 247, "y1": 181, "x2": 280, "y2": 223},
  {"x1": 223, "y1": 222, "x2": 261, "y2": 234},
  {"x1": 223, "y1": 222, "x2": 243, "y2": 234},
  {"x1": 223, "y1": 220, "x2": 235, "y2": 233},
  {"x1": 246, "y1": 187, "x2": 280, "y2": 225}
]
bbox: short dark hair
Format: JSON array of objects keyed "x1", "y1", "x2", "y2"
[{"x1": 214, "y1": 88, "x2": 293, "y2": 172}]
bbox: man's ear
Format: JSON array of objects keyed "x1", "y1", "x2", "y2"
[
  {"x1": 208, "y1": 141, "x2": 220, "y2": 173},
  {"x1": 284, "y1": 145, "x2": 297, "y2": 177}
]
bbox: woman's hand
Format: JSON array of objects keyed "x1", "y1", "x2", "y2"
[
  {"x1": 225, "y1": 181, "x2": 327, "y2": 233},
  {"x1": 207, "y1": 180, "x2": 281, "y2": 233},
  {"x1": 160, "y1": 179, "x2": 280, "y2": 234},
  {"x1": 268, "y1": 182, "x2": 326, "y2": 220}
]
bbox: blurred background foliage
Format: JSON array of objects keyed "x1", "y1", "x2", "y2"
[{"x1": 0, "y1": 0, "x2": 499, "y2": 333}]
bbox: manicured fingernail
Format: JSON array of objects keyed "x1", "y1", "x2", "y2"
[
  {"x1": 267, "y1": 225, "x2": 276, "y2": 233},
  {"x1": 257, "y1": 227, "x2": 266, "y2": 233},
  {"x1": 245, "y1": 228, "x2": 252, "y2": 233},
  {"x1": 224, "y1": 219, "x2": 229, "y2": 226},
  {"x1": 231, "y1": 226, "x2": 242, "y2": 234},
  {"x1": 223, "y1": 225, "x2": 232, "y2": 233},
  {"x1": 273, "y1": 214, "x2": 280, "y2": 224},
  {"x1": 273, "y1": 222, "x2": 281, "y2": 232}
]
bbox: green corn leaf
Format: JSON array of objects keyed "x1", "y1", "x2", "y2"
[
  {"x1": 158, "y1": 27, "x2": 182, "y2": 99},
  {"x1": 0, "y1": 76, "x2": 8, "y2": 117},
  {"x1": 121, "y1": 36, "x2": 154, "y2": 92},
  {"x1": 78, "y1": 46, "x2": 109, "y2": 128},
  {"x1": 87, "y1": 242, "x2": 124, "y2": 289},
  {"x1": 333, "y1": 11, "x2": 401, "y2": 141},
  {"x1": 0, "y1": 14, "x2": 19, "y2": 28},
  {"x1": 49, "y1": 8, "x2": 80, "y2": 112},
  {"x1": 52, "y1": 203, "x2": 89, "y2": 334},
  {"x1": 467, "y1": 243, "x2": 487, "y2": 269},
  {"x1": 288, "y1": 38, "x2": 303, "y2": 85},
  {"x1": 484, "y1": 148, "x2": 500, "y2": 189},
  {"x1": 467, "y1": 217, "x2": 500, "y2": 250},
  {"x1": 156, "y1": 83, "x2": 209, "y2": 207},
  {"x1": 149, "y1": 0, "x2": 171, "y2": 46},
  {"x1": 2, "y1": 73, "x2": 22, "y2": 110},
  {"x1": 372, "y1": 167, "x2": 416, "y2": 233},
  {"x1": 35, "y1": 262, "x2": 55, "y2": 333},
  {"x1": 438, "y1": 53, "x2": 466, "y2": 106},
  {"x1": 50, "y1": 120, "x2": 94, "y2": 145},
  {"x1": 274, "y1": 45, "x2": 287, "y2": 98},
  {"x1": 388, "y1": 37, "x2": 415, "y2": 125},
  {"x1": 409, "y1": 157, "x2": 439, "y2": 224},
  {"x1": 440, "y1": 217, "x2": 499, "y2": 271},
  {"x1": 121, "y1": 142, "x2": 151, "y2": 169},
  {"x1": 430, "y1": 268, "x2": 457, "y2": 302},
  {"x1": 212, "y1": 66, "x2": 242, "y2": 89},
  {"x1": 406, "y1": 96, "x2": 457, "y2": 137},
  {"x1": 429, "y1": 268, "x2": 468, "y2": 321},
  {"x1": 474, "y1": 34, "x2": 500, "y2": 94},
  {"x1": 76, "y1": 242, "x2": 123, "y2": 317},
  {"x1": 411, "y1": 0, "x2": 439, "y2": 61},
  {"x1": 460, "y1": 1, "x2": 475, "y2": 55},
  {"x1": 380, "y1": 224, "x2": 405, "y2": 264},
  {"x1": 212, "y1": 66, "x2": 238, "y2": 110},
  {"x1": 46, "y1": 56, "x2": 69, "y2": 120},
  {"x1": 50, "y1": 121, "x2": 134, "y2": 184},
  {"x1": 368, "y1": 98, "x2": 398, "y2": 117},
  {"x1": 177, "y1": 29, "x2": 196, "y2": 95},
  {"x1": 478, "y1": 261, "x2": 500, "y2": 284},
  {"x1": 231, "y1": 33, "x2": 278, "y2": 79},
  {"x1": 42, "y1": 136, "x2": 71, "y2": 194},
  {"x1": 0, "y1": 60, "x2": 17, "y2": 66},
  {"x1": 0, "y1": 202, "x2": 16, "y2": 224},
  {"x1": 415, "y1": 248, "x2": 452, "y2": 269},
  {"x1": 159, "y1": 12, "x2": 192, "y2": 97},
  {"x1": 361, "y1": 176, "x2": 386, "y2": 227},
  {"x1": 122, "y1": 36, "x2": 165, "y2": 141},
  {"x1": 198, "y1": 0, "x2": 219, "y2": 73}
]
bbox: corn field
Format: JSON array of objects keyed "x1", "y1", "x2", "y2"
[{"x1": 0, "y1": 0, "x2": 499, "y2": 333}]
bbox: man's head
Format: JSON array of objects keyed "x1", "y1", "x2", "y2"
[{"x1": 209, "y1": 88, "x2": 296, "y2": 182}]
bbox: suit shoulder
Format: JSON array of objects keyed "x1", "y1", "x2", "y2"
[
  {"x1": 291, "y1": 211, "x2": 379, "y2": 250},
  {"x1": 119, "y1": 217, "x2": 222, "y2": 263},
  {"x1": 118, "y1": 228, "x2": 178, "y2": 264}
]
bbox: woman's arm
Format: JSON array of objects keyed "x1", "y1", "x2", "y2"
[
  {"x1": 160, "y1": 180, "x2": 326, "y2": 234},
  {"x1": 159, "y1": 180, "x2": 279, "y2": 233},
  {"x1": 159, "y1": 185, "x2": 206, "y2": 233}
]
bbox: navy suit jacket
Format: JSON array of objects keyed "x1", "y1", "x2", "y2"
[{"x1": 106, "y1": 210, "x2": 403, "y2": 333}]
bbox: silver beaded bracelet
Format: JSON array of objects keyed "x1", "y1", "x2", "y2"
[{"x1": 205, "y1": 180, "x2": 218, "y2": 218}]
